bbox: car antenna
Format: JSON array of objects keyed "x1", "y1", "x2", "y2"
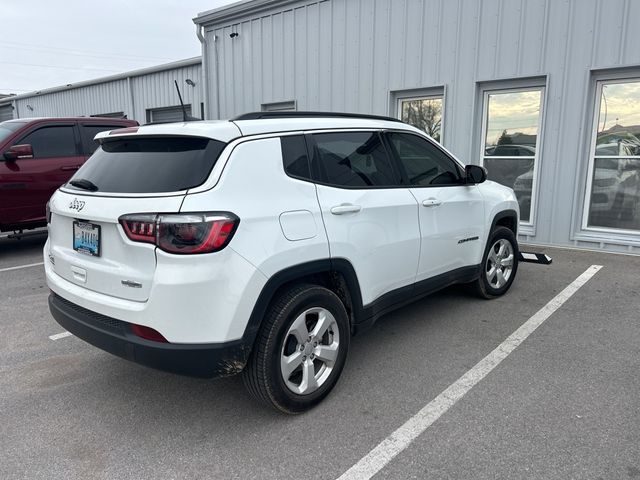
[{"x1": 174, "y1": 80, "x2": 199, "y2": 122}]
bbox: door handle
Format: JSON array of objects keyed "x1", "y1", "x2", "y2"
[
  {"x1": 60, "y1": 165, "x2": 80, "y2": 171},
  {"x1": 422, "y1": 198, "x2": 442, "y2": 207},
  {"x1": 330, "y1": 204, "x2": 362, "y2": 215}
]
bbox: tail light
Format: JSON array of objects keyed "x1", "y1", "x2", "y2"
[
  {"x1": 119, "y1": 212, "x2": 239, "y2": 254},
  {"x1": 130, "y1": 323, "x2": 168, "y2": 343}
]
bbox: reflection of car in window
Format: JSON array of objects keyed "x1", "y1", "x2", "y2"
[{"x1": 485, "y1": 144, "x2": 536, "y2": 156}]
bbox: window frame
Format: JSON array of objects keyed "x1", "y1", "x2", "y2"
[
  {"x1": 581, "y1": 77, "x2": 640, "y2": 235},
  {"x1": 479, "y1": 85, "x2": 546, "y2": 229},
  {"x1": 392, "y1": 87, "x2": 446, "y2": 144},
  {"x1": 382, "y1": 130, "x2": 465, "y2": 188},
  {"x1": 14, "y1": 122, "x2": 80, "y2": 159}
]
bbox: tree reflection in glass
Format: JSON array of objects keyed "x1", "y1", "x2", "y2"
[{"x1": 400, "y1": 97, "x2": 442, "y2": 143}]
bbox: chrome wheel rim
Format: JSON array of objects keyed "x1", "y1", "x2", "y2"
[
  {"x1": 280, "y1": 307, "x2": 340, "y2": 395},
  {"x1": 485, "y1": 239, "x2": 514, "y2": 289}
]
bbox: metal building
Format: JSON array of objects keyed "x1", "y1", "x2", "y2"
[
  {"x1": 0, "y1": 57, "x2": 203, "y2": 124},
  {"x1": 194, "y1": 0, "x2": 640, "y2": 254}
]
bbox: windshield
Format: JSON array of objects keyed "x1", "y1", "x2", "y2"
[
  {"x1": 67, "y1": 136, "x2": 226, "y2": 193},
  {"x1": 0, "y1": 121, "x2": 27, "y2": 144}
]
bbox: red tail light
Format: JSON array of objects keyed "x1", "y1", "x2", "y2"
[
  {"x1": 130, "y1": 323, "x2": 168, "y2": 343},
  {"x1": 119, "y1": 212, "x2": 239, "y2": 254},
  {"x1": 120, "y1": 213, "x2": 157, "y2": 244}
]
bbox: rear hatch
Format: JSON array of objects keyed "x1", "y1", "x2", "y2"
[{"x1": 48, "y1": 135, "x2": 227, "y2": 302}]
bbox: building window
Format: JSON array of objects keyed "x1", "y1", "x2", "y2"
[
  {"x1": 261, "y1": 100, "x2": 296, "y2": 112},
  {"x1": 584, "y1": 79, "x2": 640, "y2": 233},
  {"x1": 146, "y1": 105, "x2": 192, "y2": 124},
  {"x1": 90, "y1": 112, "x2": 126, "y2": 119},
  {"x1": 481, "y1": 87, "x2": 544, "y2": 224},
  {"x1": 397, "y1": 95, "x2": 443, "y2": 143}
]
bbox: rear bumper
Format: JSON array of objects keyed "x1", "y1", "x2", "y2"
[{"x1": 48, "y1": 292, "x2": 251, "y2": 378}]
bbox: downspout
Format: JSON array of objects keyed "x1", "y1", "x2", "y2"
[
  {"x1": 196, "y1": 24, "x2": 213, "y2": 120},
  {"x1": 12, "y1": 99, "x2": 19, "y2": 119},
  {"x1": 126, "y1": 76, "x2": 135, "y2": 121}
]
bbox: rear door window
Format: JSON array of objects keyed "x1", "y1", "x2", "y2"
[
  {"x1": 68, "y1": 136, "x2": 226, "y2": 193},
  {"x1": 17, "y1": 125, "x2": 77, "y2": 158},
  {"x1": 309, "y1": 131, "x2": 400, "y2": 187},
  {"x1": 80, "y1": 124, "x2": 127, "y2": 154}
]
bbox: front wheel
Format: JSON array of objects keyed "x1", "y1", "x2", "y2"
[
  {"x1": 471, "y1": 226, "x2": 519, "y2": 299},
  {"x1": 242, "y1": 284, "x2": 350, "y2": 414}
]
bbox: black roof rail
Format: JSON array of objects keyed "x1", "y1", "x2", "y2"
[{"x1": 231, "y1": 111, "x2": 405, "y2": 123}]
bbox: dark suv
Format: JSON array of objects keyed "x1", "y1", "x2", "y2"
[{"x1": 0, "y1": 117, "x2": 137, "y2": 233}]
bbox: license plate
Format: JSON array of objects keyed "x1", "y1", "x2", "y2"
[{"x1": 73, "y1": 221, "x2": 101, "y2": 257}]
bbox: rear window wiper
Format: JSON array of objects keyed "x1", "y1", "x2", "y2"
[{"x1": 69, "y1": 179, "x2": 99, "y2": 192}]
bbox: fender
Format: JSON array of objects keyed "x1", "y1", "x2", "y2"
[
  {"x1": 241, "y1": 258, "x2": 365, "y2": 349},
  {"x1": 489, "y1": 209, "x2": 519, "y2": 238}
]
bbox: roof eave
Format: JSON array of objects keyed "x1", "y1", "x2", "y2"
[
  {"x1": 193, "y1": 0, "x2": 301, "y2": 27},
  {"x1": 0, "y1": 57, "x2": 202, "y2": 105}
]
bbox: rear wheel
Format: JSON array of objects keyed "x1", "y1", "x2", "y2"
[
  {"x1": 471, "y1": 226, "x2": 519, "y2": 299},
  {"x1": 242, "y1": 284, "x2": 350, "y2": 414}
]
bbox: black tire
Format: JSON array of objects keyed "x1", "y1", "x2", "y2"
[
  {"x1": 242, "y1": 284, "x2": 350, "y2": 414},
  {"x1": 471, "y1": 226, "x2": 519, "y2": 299}
]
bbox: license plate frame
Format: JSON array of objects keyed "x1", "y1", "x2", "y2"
[{"x1": 73, "y1": 221, "x2": 101, "y2": 257}]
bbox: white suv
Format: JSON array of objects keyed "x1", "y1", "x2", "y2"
[{"x1": 44, "y1": 112, "x2": 520, "y2": 413}]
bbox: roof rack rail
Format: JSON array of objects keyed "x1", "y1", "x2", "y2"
[{"x1": 231, "y1": 111, "x2": 405, "y2": 123}]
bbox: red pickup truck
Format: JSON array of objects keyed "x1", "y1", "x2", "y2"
[{"x1": 0, "y1": 117, "x2": 137, "y2": 233}]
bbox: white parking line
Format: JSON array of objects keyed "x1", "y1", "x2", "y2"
[
  {"x1": 0, "y1": 262, "x2": 44, "y2": 273},
  {"x1": 49, "y1": 331, "x2": 73, "y2": 341},
  {"x1": 337, "y1": 264, "x2": 603, "y2": 480}
]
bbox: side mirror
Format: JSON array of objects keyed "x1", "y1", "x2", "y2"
[
  {"x1": 465, "y1": 165, "x2": 487, "y2": 184},
  {"x1": 3, "y1": 144, "x2": 34, "y2": 161}
]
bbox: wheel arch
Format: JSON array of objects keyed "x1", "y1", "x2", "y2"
[
  {"x1": 243, "y1": 258, "x2": 364, "y2": 351},
  {"x1": 490, "y1": 209, "x2": 519, "y2": 236}
]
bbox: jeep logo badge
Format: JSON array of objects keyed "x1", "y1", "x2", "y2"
[{"x1": 69, "y1": 198, "x2": 85, "y2": 212}]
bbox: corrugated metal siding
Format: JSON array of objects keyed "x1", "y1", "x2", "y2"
[
  {"x1": 8, "y1": 63, "x2": 202, "y2": 124},
  {"x1": 13, "y1": 80, "x2": 130, "y2": 119},
  {"x1": 131, "y1": 63, "x2": 203, "y2": 121},
  {"x1": 202, "y1": 0, "x2": 640, "y2": 253}
]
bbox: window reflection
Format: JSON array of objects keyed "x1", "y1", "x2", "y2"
[
  {"x1": 484, "y1": 90, "x2": 541, "y2": 155},
  {"x1": 400, "y1": 97, "x2": 443, "y2": 143},
  {"x1": 482, "y1": 89, "x2": 543, "y2": 223},
  {"x1": 596, "y1": 82, "x2": 640, "y2": 154},
  {"x1": 587, "y1": 80, "x2": 640, "y2": 232}
]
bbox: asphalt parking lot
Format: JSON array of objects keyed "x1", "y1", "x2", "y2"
[{"x1": 1, "y1": 233, "x2": 639, "y2": 480}]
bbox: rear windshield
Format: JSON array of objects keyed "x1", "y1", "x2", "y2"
[{"x1": 67, "y1": 136, "x2": 226, "y2": 193}]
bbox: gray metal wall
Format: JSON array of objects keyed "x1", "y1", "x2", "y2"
[
  {"x1": 199, "y1": 0, "x2": 640, "y2": 253},
  {"x1": 130, "y1": 62, "x2": 203, "y2": 121},
  {"x1": 4, "y1": 61, "x2": 202, "y2": 124}
]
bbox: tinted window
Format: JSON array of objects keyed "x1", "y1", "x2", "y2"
[
  {"x1": 311, "y1": 131, "x2": 399, "y2": 187},
  {"x1": 68, "y1": 137, "x2": 226, "y2": 193},
  {"x1": 17, "y1": 125, "x2": 77, "y2": 158},
  {"x1": 387, "y1": 132, "x2": 462, "y2": 186},
  {"x1": 281, "y1": 135, "x2": 311, "y2": 180},
  {"x1": 80, "y1": 125, "x2": 125, "y2": 154},
  {"x1": 0, "y1": 121, "x2": 27, "y2": 143}
]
